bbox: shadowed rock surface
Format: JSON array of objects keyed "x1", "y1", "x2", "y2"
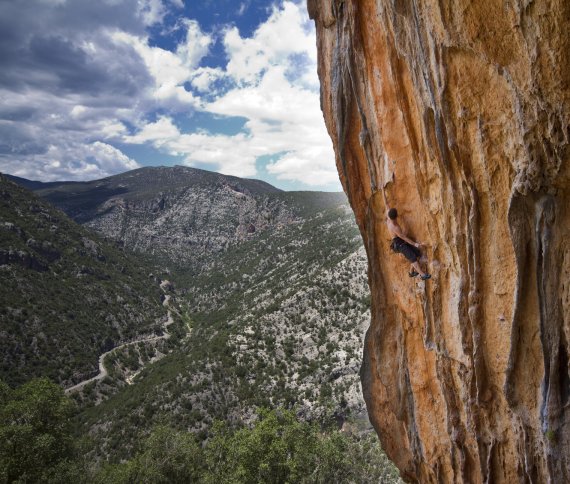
[{"x1": 309, "y1": 0, "x2": 570, "y2": 482}]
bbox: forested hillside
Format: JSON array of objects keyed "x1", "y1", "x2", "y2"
[
  {"x1": 0, "y1": 175, "x2": 169, "y2": 387},
  {"x1": 72, "y1": 199, "x2": 370, "y2": 460}
]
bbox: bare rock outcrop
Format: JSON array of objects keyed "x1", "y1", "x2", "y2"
[{"x1": 308, "y1": 0, "x2": 570, "y2": 482}]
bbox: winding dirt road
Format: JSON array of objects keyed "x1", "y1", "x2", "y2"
[{"x1": 65, "y1": 309, "x2": 174, "y2": 394}]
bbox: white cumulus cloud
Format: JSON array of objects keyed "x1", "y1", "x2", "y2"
[
  {"x1": 111, "y1": 20, "x2": 212, "y2": 109},
  {"x1": 2, "y1": 141, "x2": 139, "y2": 182},
  {"x1": 223, "y1": 1, "x2": 315, "y2": 85},
  {"x1": 0, "y1": 0, "x2": 339, "y2": 189},
  {"x1": 125, "y1": 0, "x2": 339, "y2": 188},
  {"x1": 137, "y1": 0, "x2": 167, "y2": 27},
  {"x1": 123, "y1": 116, "x2": 180, "y2": 145}
]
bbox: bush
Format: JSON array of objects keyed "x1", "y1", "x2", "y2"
[
  {"x1": 99, "y1": 426, "x2": 204, "y2": 483},
  {"x1": 203, "y1": 408, "x2": 400, "y2": 484},
  {"x1": 0, "y1": 378, "x2": 79, "y2": 483},
  {"x1": 92, "y1": 408, "x2": 401, "y2": 484}
]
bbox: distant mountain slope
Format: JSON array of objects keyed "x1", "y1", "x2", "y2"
[
  {"x1": 11, "y1": 166, "x2": 348, "y2": 270},
  {"x1": 3, "y1": 174, "x2": 81, "y2": 192},
  {"x1": 8, "y1": 166, "x2": 281, "y2": 222},
  {"x1": 0, "y1": 175, "x2": 169, "y2": 387}
]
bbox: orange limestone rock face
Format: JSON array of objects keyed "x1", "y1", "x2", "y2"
[{"x1": 308, "y1": 0, "x2": 570, "y2": 482}]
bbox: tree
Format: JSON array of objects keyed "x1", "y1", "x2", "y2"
[
  {"x1": 0, "y1": 378, "x2": 78, "y2": 483},
  {"x1": 203, "y1": 408, "x2": 318, "y2": 483},
  {"x1": 202, "y1": 408, "x2": 401, "y2": 484},
  {"x1": 97, "y1": 426, "x2": 204, "y2": 483},
  {"x1": 95, "y1": 408, "x2": 402, "y2": 483}
]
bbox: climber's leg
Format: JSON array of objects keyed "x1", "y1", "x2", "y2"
[
  {"x1": 412, "y1": 260, "x2": 425, "y2": 277},
  {"x1": 416, "y1": 260, "x2": 431, "y2": 280},
  {"x1": 401, "y1": 243, "x2": 431, "y2": 281}
]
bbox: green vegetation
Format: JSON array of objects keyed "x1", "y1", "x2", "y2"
[
  {"x1": 98, "y1": 408, "x2": 400, "y2": 484},
  {"x1": 74, "y1": 200, "x2": 368, "y2": 461},
  {"x1": 545, "y1": 429, "x2": 557, "y2": 443},
  {"x1": 1, "y1": 379, "x2": 402, "y2": 483},
  {"x1": 0, "y1": 378, "x2": 81, "y2": 483},
  {"x1": 0, "y1": 176, "x2": 167, "y2": 387}
]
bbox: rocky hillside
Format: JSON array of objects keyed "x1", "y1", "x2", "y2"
[
  {"x1": 12, "y1": 166, "x2": 302, "y2": 269},
  {"x1": 0, "y1": 175, "x2": 170, "y2": 388},
  {"x1": 309, "y1": 0, "x2": 570, "y2": 482}
]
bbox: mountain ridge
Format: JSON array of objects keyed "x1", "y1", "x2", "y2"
[
  {"x1": 4, "y1": 166, "x2": 349, "y2": 217},
  {"x1": 9, "y1": 167, "x2": 349, "y2": 270}
]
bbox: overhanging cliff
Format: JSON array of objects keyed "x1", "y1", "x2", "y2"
[{"x1": 308, "y1": 0, "x2": 570, "y2": 481}]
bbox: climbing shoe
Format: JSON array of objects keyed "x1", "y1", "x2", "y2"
[
  {"x1": 420, "y1": 273, "x2": 432, "y2": 280},
  {"x1": 408, "y1": 270, "x2": 419, "y2": 277}
]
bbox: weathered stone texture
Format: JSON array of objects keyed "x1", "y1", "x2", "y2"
[{"x1": 309, "y1": 0, "x2": 570, "y2": 482}]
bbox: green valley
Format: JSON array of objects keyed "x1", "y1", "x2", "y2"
[{"x1": 2, "y1": 167, "x2": 401, "y2": 481}]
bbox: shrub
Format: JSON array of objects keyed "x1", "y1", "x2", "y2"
[{"x1": 0, "y1": 378, "x2": 79, "y2": 483}]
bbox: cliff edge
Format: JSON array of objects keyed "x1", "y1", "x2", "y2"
[{"x1": 308, "y1": 0, "x2": 570, "y2": 482}]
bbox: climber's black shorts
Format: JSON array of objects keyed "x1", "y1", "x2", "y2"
[{"x1": 390, "y1": 237, "x2": 421, "y2": 262}]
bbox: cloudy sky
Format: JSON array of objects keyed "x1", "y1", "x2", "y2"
[{"x1": 0, "y1": 0, "x2": 340, "y2": 191}]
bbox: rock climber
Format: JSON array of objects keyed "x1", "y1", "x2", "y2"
[{"x1": 384, "y1": 194, "x2": 431, "y2": 280}]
